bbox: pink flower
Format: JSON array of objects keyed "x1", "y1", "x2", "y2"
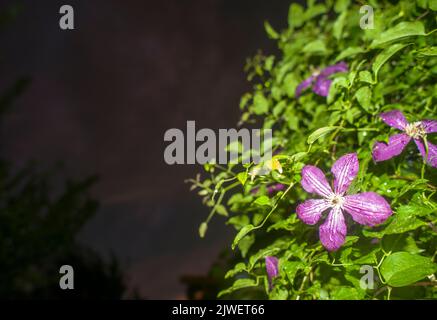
[
  {"x1": 372, "y1": 110, "x2": 437, "y2": 167},
  {"x1": 295, "y1": 62, "x2": 348, "y2": 98},
  {"x1": 296, "y1": 153, "x2": 392, "y2": 251}
]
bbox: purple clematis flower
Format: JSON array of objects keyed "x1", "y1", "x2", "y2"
[
  {"x1": 296, "y1": 153, "x2": 392, "y2": 251},
  {"x1": 265, "y1": 256, "x2": 279, "y2": 290},
  {"x1": 372, "y1": 110, "x2": 437, "y2": 167},
  {"x1": 295, "y1": 61, "x2": 348, "y2": 98}
]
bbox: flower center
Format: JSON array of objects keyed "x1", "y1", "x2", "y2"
[
  {"x1": 328, "y1": 194, "x2": 345, "y2": 208},
  {"x1": 405, "y1": 122, "x2": 426, "y2": 139}
]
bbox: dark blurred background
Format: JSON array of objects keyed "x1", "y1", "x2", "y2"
[{"x1": 0, "y1": 0, "x2": 293, "y2": 299}]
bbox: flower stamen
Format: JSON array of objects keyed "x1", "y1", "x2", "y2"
[
  {"x1": 405, "y1": 122, "x2": 426, "y2": 139},
  {"x1": 328, "y1": 194, "x2": 345, "y2": 208}
]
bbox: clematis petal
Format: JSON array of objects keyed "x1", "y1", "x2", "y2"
[
  {"x1": 414, "y1": 139, "x2": 437, "y2": 168},
  {"x1": 301, "y1": 165, "x2": 333, "y2": 198},
  {"x1": 265, "y1": 256, "x2": 279, "y2": 278},
  {"x1": 319, "y1": 61, "x2": 348, "y2": 77},
  {"x1": 331, "y1": 153, "x2": 359, "y2": 195},
  {"x1": 313, "y1": 77, "x2": 332, "y2": 97},
  {"x1": 295, "y1": 75, "x2": 315, "y2": 98},
  {"x1": 421, "y1": 120, "x2": 437, "y2": 134},
  {"x1": 343, "y1": 192, "x2": 392, "y2": 226},
  {"x1": 380, "y1": 110, "x2": 409, "y2": 131},
  {"x1": 265, "y1": 256, "x2": 279, "y2": 290},
  {"x1": 372, "y1": 133, "x2": 411, "y2": 162},
  {"x1": 319, "y1": 206, "x2": 347, "y2": 251},
  {"x1": 296, "y1": 199, "x2": 330, "y2": 225}
]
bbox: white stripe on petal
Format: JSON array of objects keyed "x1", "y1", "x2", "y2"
[
  {"x1": 331, "y1": 153, "x2": 359, "y2": 195},
  {"x1": 301, "y1": 165, "x2": 333, "y2": 198},
  {"x1": 296, "y1": 199, "x2": 330, "y2": 225},
  {"x1": 343, "y1": 192, "x2": 392, "y2": 226},
  {"x1": 319, "y1": 206, "x2": 347, "y2": 251}
]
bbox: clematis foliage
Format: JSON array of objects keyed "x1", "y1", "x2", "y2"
[{"x1": 189, "y1": 0, "x2": 437, "y2": 300}]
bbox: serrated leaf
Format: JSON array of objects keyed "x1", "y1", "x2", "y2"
[{"x1": 381, "y1": 252, "x2": 437, "y2": 287}]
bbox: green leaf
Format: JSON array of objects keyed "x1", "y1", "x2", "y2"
[
  {"x1": 380, "y1": 252, "x2": 437, "y2": 287},
  {"x1": 333, "y1": 11, "x2": 347, "y2": 40},
  {"x1": 359, "y1": 71, "x2": 374, "y2": 84},
  {"x1": 237, "y1": 172, "x2": 248, "y2": 186},
  {"x1": 395, "y1": 201, "x2": 435, "y2": 218},
  {"x1": 370, "y1": 21, "x2": 426, "y2": 47},
  {"x1": 232, "y1": 224, "x2": 255, "y2": 249},
  {"x1": 224, "y1": 262, "x2": 247, "y2": 279},
  {"x1": 249, "y1": 246, "x2": 282, "y2": 270},
  {"x1": 254, "y1": 195, "x2": 271, "y2": 206},
  {"x1": 218, "y1": 278, "x2": 258, "y2": 297},
  {"x1": 272, "y1": 101, "x2": 286, "y2": 117},
  {"x1": 239, "y1": 93, "x2": 252, "y2": 110},
  {"x1": 384, "y1": 207, "x2": 427, "y2": 235},
  {"x1": 238, "y1": 233, "x2": 255, "y2": 258},
  {"x1": 331, "y1": 286, "x2": 361, "y2": 300},
  {"x1": 264, "y1": 21, "x2": 279, "y2": 39},
  {"x1": 304, "y1": 4, "x2": 326, "y2": 21},
  {"x1": 281, "y1": 261, "x2": 304, "y2": 284},
  {"x1": 355, "y1": 86, "x2": 372, "y2": 112},
  {"x1": 372, "y1": 43, "x2": 409, "y2": 81},
  {"x1": 215, "y1": 204, "x2": 228, "y2": 217},
  {"x1": 302, "y1": 39, "x2": 327, "y2": 54},
  {"x1": 334, "y1": 0, "x2": 350, "y2": 13},
  {"x1": 335, "y1": 47, "x2": 365, "y2": 62},
  {"x1": 269, "y1": 288, "x2": 288, "y2": 300},
  {"x1": 307, "y1": 126, "x2": 339, "y2": 144},
  {"x1": 288, "y1": 3, "x2": 304, "y2": 28},
  {"x1": 199, "y1": 222, "x2": 208, "y2": 238},
  {"x1": 416, "y1": 46, "x2": 437, "y2": 57},
  {"x1": 253, "y1": 92, "x2": 269, "y2": 115}
]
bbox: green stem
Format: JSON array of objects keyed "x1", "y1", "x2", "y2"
[
  {"x1": 386, "y1": 287, "x2": 392, "y2": 300},
  {"x1": 253, "y1": 182, "x2": 294, "y2": 229},
  {"x1": 421, "y1": 136, "x2": 429, "y2": 179},
  {"x1": 206, "y1": 191, "x2": 225, "y2": 224}
]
